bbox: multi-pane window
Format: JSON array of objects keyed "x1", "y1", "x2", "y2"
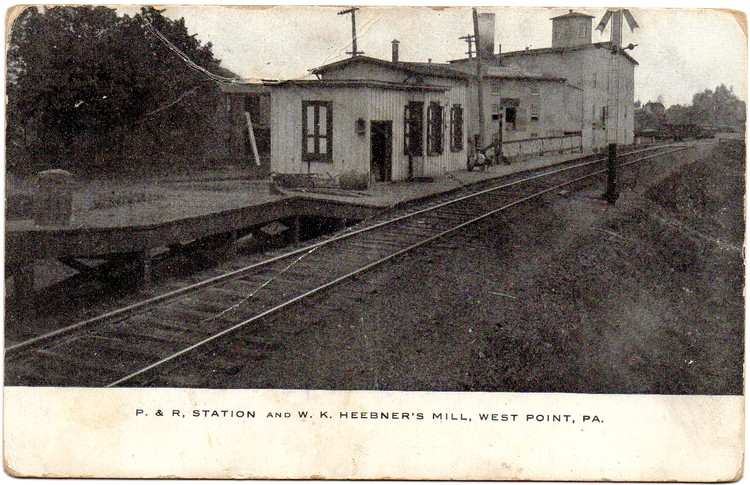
[
  {"x1": 302, "y1": 101, "x2": 333, "y2": 163},
  {"x1": 404, "y1": 101, "x2": 424, "y2": 156},
  {"x1": 450, "y1": 104, "x2": 464, "y2": 152},
  {"x1": 426, "y1": 102, "x2": 443, "y2": 155},
  {"x1": 491, "y1": 84, "x2": 501, "y2": 95}
]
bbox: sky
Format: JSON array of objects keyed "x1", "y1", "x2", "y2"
[{"x1": 127, "y1": 4, "x2": 750, "y2": 108}]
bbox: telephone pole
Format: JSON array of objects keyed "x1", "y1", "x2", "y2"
[
  {"x1": 472, "y1": 8, "x2": 485, "y2": 152},
  {"x1": 459, "y1": 34, "x2": 475, "y2": 58},
  {"x1": 338, "y1": 7, "x2": 364, "y2": 57}
]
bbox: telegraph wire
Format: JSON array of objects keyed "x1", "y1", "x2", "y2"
[{"x1": 138, "y1": 13, "x2": 258, "y2": 85}]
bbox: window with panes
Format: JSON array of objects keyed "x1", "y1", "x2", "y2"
[
  {"x1": 450, "y1": 104, "x2": 464, "y2": 152},
  {"x1": 302, "y1": 101, "x2": 333, "y2": 163},
  {"x1": 403, "y1": 101, "x2": 424, "y2": 156},
  {"x1": 426, "y1": 102, "x2": 443, "y2": 156}
]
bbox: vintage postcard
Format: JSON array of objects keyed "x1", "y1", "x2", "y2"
[{"x1": 3, "y1": 3, "x2": 745, "y2": 480}]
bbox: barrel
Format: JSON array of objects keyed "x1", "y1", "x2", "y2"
[{"x1": 34, "y1": 169, "x2": 73, "y2": 226}]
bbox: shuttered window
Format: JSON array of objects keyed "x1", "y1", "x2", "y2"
[
  {"x1": 302, "y1": 101, "x2": 333, "y2": 163},
  {"x1": 450, "y1": 104, "x2": 464, "y2": 152},
  {"x1": 404, "y1": 101, "x2": 424, "y2": 156},
  {"x1": 426, "y1": 102, "x2": 443, "y2": 156}
]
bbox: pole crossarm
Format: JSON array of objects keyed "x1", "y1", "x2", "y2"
[{"x1": 338, "y1": 7, "x2": 364, "y2": 57}]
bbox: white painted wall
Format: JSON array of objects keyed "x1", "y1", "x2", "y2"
[
  {"x1": 269, "y1": 83, "x2": 468, "y2": 181},
  {"x1": 494, "y1": 47, "x2": 636, "y2": 149}
]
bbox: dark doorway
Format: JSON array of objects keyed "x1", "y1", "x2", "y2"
[
  {"x1": 370, "y1": 121, "x2": 393, "y2": 182},
  {"x1": 242, "y1": 94, "x2": 271, "y2": 175},
  {"x1": 505, "y1": 107, "x2": 517, "y2": 131}
]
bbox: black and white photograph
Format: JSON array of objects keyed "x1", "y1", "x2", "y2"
[{"x1": 3, "y1": 3, "x2": 746, "y2": 479}]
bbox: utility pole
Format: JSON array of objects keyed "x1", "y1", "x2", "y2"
[
  {"x1": 472, "y1": 8, "x2": 485, "y2": 153},
  {"x1": 459, "y1": 34, "x2": 475, "y2": 58},
  {"x1": 338, "y1": 7, "x2": 364, "y2": 57}
]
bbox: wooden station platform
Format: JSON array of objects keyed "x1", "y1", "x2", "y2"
[{"x1": 6, "y1": 150, "x2": 592, "y2": 298}]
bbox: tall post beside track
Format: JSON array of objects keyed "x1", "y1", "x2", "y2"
[
  {"x1": 596, "y1": 8, "x2": 639, "y2": 204},
  {"x1": 603, "y1": 143, "x2": 619, "y2": 203}
]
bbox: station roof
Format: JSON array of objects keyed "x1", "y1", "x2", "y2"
[
  {"x1": 220, "y1": 78, "x2": 451, "y2": 93},
  {"x1": 267, "y1": 79, "x2": 451, "y2": 91},
  {"x1": 448, "y1": 42, "x2": 639, "y2": 66},
  {"x1": 309, "y1": 55, "x2": 570, "y2": 84},
  {"x1": 310, "y1": 55, "x2": 473, "y2": 80}
]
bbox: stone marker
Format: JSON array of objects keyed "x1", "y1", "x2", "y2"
[{"x1": 34, "y1": 169, "x2": 73, "y2": 226}]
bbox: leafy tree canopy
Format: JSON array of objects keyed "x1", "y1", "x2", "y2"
[{"x1": 7, "y1": 6, "x2": 233, "y2": 174}]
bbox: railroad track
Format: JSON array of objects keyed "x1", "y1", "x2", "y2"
[{"x1": 4, "y1": 143, "x2": 697, "y2": 387}]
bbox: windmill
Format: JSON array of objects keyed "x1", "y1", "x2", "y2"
[
  {"x1": 596, "y1": 8, "x2": 639, "y2": 203},
  {"x1": 596, "y1": 9, "x2": 639, "y2": 50}
]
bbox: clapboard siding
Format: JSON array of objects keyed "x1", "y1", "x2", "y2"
[
  {"x1": 270, "y1": 83, "x2": 468, "y2": 181},
  {"x1": 271, "y1": 86, "x2": 368, "y2": 176}
]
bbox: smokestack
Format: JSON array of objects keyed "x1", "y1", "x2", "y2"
[
  {"x1": 391, "y1": 39, "x2": 400, "y2": 63},
  {"x1": 477, "y1": 12, "x2": 495, "y2": 58}
]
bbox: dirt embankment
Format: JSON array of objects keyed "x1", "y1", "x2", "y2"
[
  {"x1": 161, "y1": 141, "x2": 744, "y2": 394},
  {"x1": 469, "y1": 141, "x2": 744, "y2": 394}
]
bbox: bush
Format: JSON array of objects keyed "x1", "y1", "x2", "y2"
[{"x1": 339, "y1": 171, "x2": 369, "y2": 190}]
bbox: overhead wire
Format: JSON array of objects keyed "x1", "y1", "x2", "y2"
[
  {"x1": 138, "y1": 13, "x2": 256, "y2": 85},
  {"x1": 303, "y1": 11, "x2": 385, "y2": 80}
]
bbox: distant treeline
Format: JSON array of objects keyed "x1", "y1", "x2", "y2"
[
  {"x1": 6, "y1": 6, "x2": 237, "y2": 176},
  {"x1": 635, "y1": 85, "x2": 746, "y2": 139}
]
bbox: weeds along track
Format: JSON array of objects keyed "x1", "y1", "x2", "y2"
[{"x1": 5, "y1": 144, "x2": 695, "y2": 387}]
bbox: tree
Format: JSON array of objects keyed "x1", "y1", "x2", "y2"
[
  {"x1": 664, "y1": 103, "x2": 694, "y2": 125},
  {"x1": 661, "y1": 84, "x2": 746, "y2": 128},
  {"x1": 6, "y1": 6, "x2": 232, "y2": 174},
  {"x1": 634, "y1": 100, "x2": 666, "y2": 132},
  {"x1": 689, "y1": 84, "x2": 746, "y2": 127}
]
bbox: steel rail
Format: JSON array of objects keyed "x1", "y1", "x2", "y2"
[
  {"x1": 6, "y1": 143, "x2": 689, "y2": 355},
  {"x1": 106, "y1": 145, "x2": 690, "y2": 387}
]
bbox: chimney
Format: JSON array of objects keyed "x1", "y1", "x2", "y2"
[
  {"x1": 391, "y1": 39, "x2": 400, "y2": 63},
  {"x1": 477, "y1": 12, "x2": 495, "y2": 58}
]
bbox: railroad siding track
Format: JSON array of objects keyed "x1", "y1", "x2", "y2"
[{"x1": 4, "y1": 144, "x2": 696, "y2": 387}]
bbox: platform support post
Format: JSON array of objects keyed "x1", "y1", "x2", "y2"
[
  {"x1": 290, "y1": 216, "x2": 301, "y2": 243},
  {"x1": 129, "y1": 251, "x2": 151, "y2": 290},
  {"x1": 106, "y1": 251, "x2": 150, "y2": 292},
  {"x1": 228, "y1": 231, "x2": 239, "y2": 259},
  {"x1": 9, "y1": 262, "x2": 35, "y2": 308}
]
